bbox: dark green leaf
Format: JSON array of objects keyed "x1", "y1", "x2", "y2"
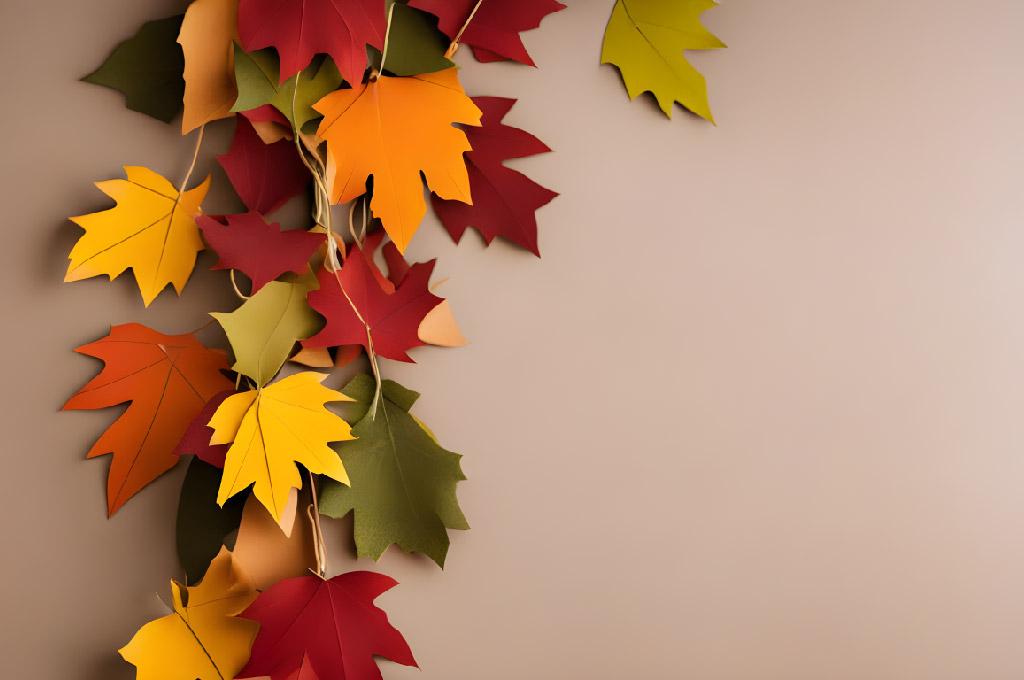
[
  {"x1": 319, "y1": 374, "x2": 468, "y2": 567},
  {"x1": 176, "y1": 457, "x2": 247, "y2": 583},
  {"x1": 82, "y1": 15, "x2": 185, "y2": 123}
]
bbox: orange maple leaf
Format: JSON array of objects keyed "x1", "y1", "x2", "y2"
[
  {"x1": 314, "y1": 68, "x2": 482, "y2": 252},
  {"x1": 63, "y1": 323, "x2": 234, "y2": 515}
]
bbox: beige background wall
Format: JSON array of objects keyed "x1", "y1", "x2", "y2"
[{"x1": 3, "y1": 1, "x2": 1024, "y2": 678}]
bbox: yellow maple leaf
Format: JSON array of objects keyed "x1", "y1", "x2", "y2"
[
  {"x1": 314, "y1": 68, "x2": 482, "y2": 253},
  {"x1": 179, "y1": 0, "x2": 238, "y2": 133},
  {"x1": 66, "y1": 166, "x2": 210, "y2": 306},
  {"x1": 601, "y1": 0, "x2": 725, "y2": 120},
  {"x1": 210, "y1": 371, "x2": 354, "y2": 524},
  {"x1": 119, "y1": 548, "x2": 257, "y2": 679}
]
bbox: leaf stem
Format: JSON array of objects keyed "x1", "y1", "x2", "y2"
[
  {"x1": 179, "y1": 124, "x2": 205, "y2": 192},
  {"x1": 445, "y1": 0, "x2": 485, "y2": 58}
]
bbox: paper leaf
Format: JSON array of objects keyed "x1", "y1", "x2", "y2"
[
  {"x1": 119, "y1": 548, "x2": 258, "y2": 679},
  {"x1": 320, "y1": 374, "x2": 468, "y2": 567},
  {"x1": 217, "y1": 117, "x2": 309, "y2": 214},
  {"x1": 382, "y1": 3, "x2": 454, "y2": 77},
  {"x1": 238, "y1": 0, "x2": 385, "y2": 83},
  {"x1": 409, "y1": 0, "x2": 565, "y2": 66},
  {"x1": 176, "y1": 456, "x2": 246, "y2": 583},
  {"x1": 179, "y1": 0, "x2": 239, "y2": 133},
  {"x1": 233, "y1": 491, "x2": 317, "y2": 590},
  {"x1": 63, "y1": 324, "x2": 233, "y2": 515},
  {"x1": 199, "y1": 213, "x2": 322, "y2": 292},
  {"x1": 175, "y1": 390, "x2": 233, "y2": 467},
  {"x1": 232, "y1": 47, "x2": 343, "y2": 130},
  {"x1": 212, "y1": 279, "x2": 321, "y2": 386},
  {"x1": 209, "y1": 372, "x2": 353, "y2": 524},
  {"x1": 432, "y1": 96, "x2": 557, "y2": 255},
  {"x1": 314, "y1": 68, "x2": 481, "y2": 252},
  {"x1": 305, "y1": 246, "x2": 441, "y2": 362},
  {"x1": 419, "y1": 300, "x2": 467, "y2": 347},
  {"x1": 66, "y1": 166, "x2": 210, "y2": 307},
  {"x1": 239, "y1": 571, "x2": 416, "y2": 680},
  {"x1": 81, "y1": 14, "x2": 185, "y2": 123},
  {"x1": 242, "y1": 104, "x2": 293, "y2": 143},
  {"x1": 601, "y1": 0, "x2": 725, "y2": 120}
]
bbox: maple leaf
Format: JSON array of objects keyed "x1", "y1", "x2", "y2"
[
  {"x1": 209, "y1": 371, "x2": 353, "y2": 524},
  {"x1": 81, "y1": 14, "x2": 185, "y2": 123},
  {"x1": 432, "y1": 96, "x2": 557, "y2": 255},
  {"x1": 217, "y1": 117, "x2": 309, "y2": 214},
  {"x1": 305, "y1": 244, "x2": 442, "y2": 362},
  {"x1": 232, "y1": 47, "x2": 343, "y2": 130},
  {"x1": 119, "y1": 548, "x2": 258, "y2": 679},
  {"x1": 320, "y1": 374, "x2": 468, "y2": 567},
  {"x1": 601, "y1": 0, "x2": 725, "y2": 121},
  {"x1": 63, "y1": 323, "x2": 233, "y2": 515},
  {"x1": 314, "y1": 68, "x2": 482, "y2": 252},
  {"x1": 238, "y1": 0, "x2": 385, "y2": 83},
  {"x1": 175, "y1": 390, "x2": 234, "y2": 468},
  {"x1": 409, "y1": 0, "x2": 565, "y2": 66},
  {"x1": 239, "y1": 571, "x2": 417, "y2": 680},
  {"x1": 179, "y1": 0, "x2": 238, "y2": 133},
  {"x1": 198, "y1": 212, "x2": 322, "y2": 292},
  {"x1": 66, "y1": 166, "x2": 211, "y2": 306},
  {"x1": 176, "y1": 456, "x2": 246, "y2": 583},
  {"x1": 212, "y1": 279, "x2": 322, "y2": 386}
]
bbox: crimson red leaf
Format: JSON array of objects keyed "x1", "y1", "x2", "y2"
[
  {"x1": 361, "y1": 230, "x2": 409, "y2": 287},
  {"x1": 432, "y1": 96, "x2": 557, "y2": 256},
  {"x1": 174, "y1": 390, "x2": 233, "y2": 468},
  {"x1": 217, "y1": 117, "x2": 308, "y2": 214},
  {"x1": 409, "y1": 0, "x2": 564, "y2": 66},
  {"x1": 238, "y1": 0, "x2": 386, "y2": 82},
  {"x1": 305, "y1": 244, "x2": 441, "y2": 362},
  {"x1": 240, "y1": 572, "x2": 416, "y2": 680},
  {"x1": 198, "y1": 212, "x2": 323, "y2": 292}
]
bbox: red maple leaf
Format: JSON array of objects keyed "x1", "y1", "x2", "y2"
[
  {"x1": 239, "y1": 571, "x2": 417, "y2": 680},
  {"x1": 238, "y1": 0, "x2": 386, "y2": 82},
  {"x1": 217, "y1": 117, "x2": 309, "y2": 215},
  {"x1": 197, "y1": 212, "x2": 323, "y2": 292},
  {"x1": 63, "y1": 324, "x2": 233, "y2": 514},
  {"x1": 409, "y1": 0, "x2": 565, "y2": 66},
  {"x1": 432, "y1": 96, "x2": 557, "y2": 255},
  {"x1": 174, "y1": 390, "x2": 233, "y2": 468},
  {"x1": 305, "y1": 241, "x2": 441, "y2": 361}
]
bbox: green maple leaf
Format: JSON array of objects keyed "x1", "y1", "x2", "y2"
[
  {"x1": 211, "y1": 279, "x2": 321, "y2": 387},
  {"x1": 231, "y1": 45, "x2": 343, "y2": 131},
  {"x1": 601, "y1": 0, "x2": 725, "y2": 121},
  {"x1": 320, "y1": 374, "x2": 468, "y2": 567},
  {"x1": 82, "y1": 14, "x2": 185, "y2": 123}
]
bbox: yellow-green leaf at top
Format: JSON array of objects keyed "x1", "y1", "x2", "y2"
[
  {"x1": 601, "y1": 0, "x2": 725, "y2": 121},
  {"x1": 212, "y1": 279, "x2": 321, "y2": 387}
]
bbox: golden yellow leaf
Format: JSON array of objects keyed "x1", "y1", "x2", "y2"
[
  {"x1": 179, "y1": 0, "x2": 238, "y2": 133},
  {"x1": 66, "y1": 166, "x2": 210, "y2": 307},
  {"x1": 314, "y1": 68, "x2": 482, "y2": 252},
  {"x1": 119, "y1": 548, "x2": 257, "y2": 680},
  {"x1": 210, "y1": 371, "x2": 354, "y2": 524}
]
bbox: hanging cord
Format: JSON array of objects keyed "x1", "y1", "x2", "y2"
[
  {"x1": 306, "y1": 470, "x2": 328, "y2": 577},
  {"x1": 290, "y1": 73, "x2": 384, "y2": 415}
]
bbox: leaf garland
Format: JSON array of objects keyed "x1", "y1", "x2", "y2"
[{"x1": 65, "y1": 2, "x2": 725, "y2": 677}]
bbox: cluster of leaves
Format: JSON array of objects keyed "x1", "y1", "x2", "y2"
[
  {"x1": 65, "y1": 1, "x2": 724, "y2": 677},
  {"x1": 66, "y1": 0, "x2": 569, "y2": 678}
]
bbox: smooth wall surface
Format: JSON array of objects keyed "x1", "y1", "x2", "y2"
[{"x1": 3, "y1": 1, "x2": 1024, "y2": 678}]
